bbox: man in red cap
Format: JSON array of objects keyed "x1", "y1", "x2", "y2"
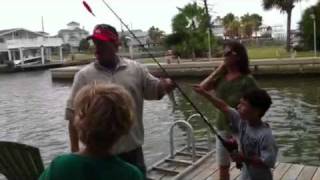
[{"x1": 65, "y1": 24, "x2": 175, "y2": 176}]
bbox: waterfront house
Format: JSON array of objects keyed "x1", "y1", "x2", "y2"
[
  {"x1": 57, "y1": 21, "x2": 89, "y2": 52},
  {"x1": 119, "y1": 29, "x2": 154, "y2": 59},
  {"x1": 0, "y1": 28, "x2": 63, "y2": 66},
  {"x1": 119, "y1": 29, "x2": 149, "y2": 49},
  {"x1": 211, "y1": 16, "x2": 225, "y2": 38}
]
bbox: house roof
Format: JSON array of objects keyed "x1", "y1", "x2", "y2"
[
  {"x1": 0, "y1": 28, "x2": 19, "y2": 36},
  {"x1": 58, "y1": 27, "x2": 89, "y2": 34},
  {"x1": 120, "y1": 30, "x2": 148, "y2": 38},
  {"x1": 67, "y1": 21, "x2": 80, "y2": 26},
  {"x1": 0, "y1": 28, "x2": 47, "y2": 37}
]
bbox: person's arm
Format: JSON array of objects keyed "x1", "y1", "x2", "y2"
[
  {"x1": 193, "y1": 85, "x2": 229, "y2": 113},
  {"x1": 139, "y1": 64, "x2": 175, "y2": 100},
  {"x1": 68, "y1": 122, "x2": 79, "y2": 152},
  {"x1": 199, "y1": 62, "x2": 225, "y2": 91},
  {"x1": 258, "y1": 132, "x2": 278, "y2": 168},
  {"x1": 158, "y1": 78, "x2": 175, "y2": 96},
  {"x1": 65, "y1": 72, "x2": 86, "y2": 152}
]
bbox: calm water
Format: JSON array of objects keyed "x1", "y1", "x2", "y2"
[{"x1": 0, "y1": 70, "x2": 319, "y2": 171}]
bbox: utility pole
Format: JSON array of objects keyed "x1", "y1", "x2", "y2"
[
  {"x1": 203, "y1": 0, "x2": 212, "y2": 60},
  {"x1": 41, "y1": 16, "x2": 45, "y2": 32}
]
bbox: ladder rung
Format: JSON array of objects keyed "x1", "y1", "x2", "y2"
[
  {"x1": 176, "y1": 151, "x2": 202, "y2": 157},
  {"x1": 165, "y1": 158, "x2": 193, "y2": 165},
  {"x1": 152, "y1": 167, "x2": 179, "y2": 175},
  {"x1": 195, "y1": 146, "x2": 209, "y2": 151},
  {"x1": 196, "y1": 138, "x2": 209, "y2": 142},
  {"x1": 194, "y1": 129, "x2": 208, "y2": 134}
]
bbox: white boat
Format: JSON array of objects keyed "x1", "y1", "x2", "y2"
[{"x1": 13, "y1": 56, "x2": 42, "y2": 66}]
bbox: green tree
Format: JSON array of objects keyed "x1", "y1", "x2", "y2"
[
  {"x1": 250, "y1": 13, "x2": 263, "y2": 32},
  {"x1": 223, "y1": 13, "x2": 241, "y2": 39},
  {"x1": 241, "y1": 13, "x2": 262, "y2": 38},
  {"x1": 148, "y1": 26, "x2": 165, "y2": 46},
  {"x1": 222, "y1": 13, "x2": 236, "y2": 26},
  {"x1": 262, "y1": 0, "x2": 302, "y2": 51},
  {"x1": 168, "y1": 2, "x2": 214, "y2": 58},
  {"x1": 78, "y1": 39, "x2": 90, "y2": 52},
  {"x1": 299, "y1": 2, "x2": 320, "y2": 50}
]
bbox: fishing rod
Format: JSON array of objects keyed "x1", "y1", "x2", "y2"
[
  {"x1": 99, "y1": 0, "x2": 220, "y2": 137},
  {"x1": 82, "y1": 1, "x2": 241, "y2": 165}
]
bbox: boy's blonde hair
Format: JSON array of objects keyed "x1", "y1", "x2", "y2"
[{"x1": 73, "y1": 83, "x2": 134, "y2": 153}]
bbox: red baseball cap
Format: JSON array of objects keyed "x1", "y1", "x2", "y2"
[{"x1": 87, "y1": 24, "x2": 119, "y2": 44}]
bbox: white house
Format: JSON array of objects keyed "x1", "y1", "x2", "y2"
[
  {"x1": 119, "y1": 29, "x2": 149, "y2": 48},
  {"x1": 0, "y1": 28, "x2": 63, "y2": 65},
  {"x1": 57, "y1": 21, "x2": 89, "y2": 51},
  {"x1": 211, "y1": 16, "x2": 225, "y2": 38}
]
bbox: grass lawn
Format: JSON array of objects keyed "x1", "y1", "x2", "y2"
[
  {"x1": 247, "y1": 46, "x2": 315, "y2": 59},
  {"x1": 65, "y1": 46, "x2": 317, "y2": 64}
]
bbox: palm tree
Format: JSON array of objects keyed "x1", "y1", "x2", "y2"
[
  {"x1": 222, "y1": 13, "x2": 241, "y2": 39},
  {"x1": 262, "y1": 0, "x2": 301, "y2": 51},
  {"x1": 148, "y1": 26, "x2": 165, "y2": 46},
  {"x1": 171, "y1": 2, "x2": 209, "y2": 59}
]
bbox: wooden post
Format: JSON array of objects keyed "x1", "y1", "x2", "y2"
[
  {"x1": 19, "y1": 48, "x2": 24, "y2": 65},
  {"x1": 129, "y1": 45, "x2": 133, "y2": 59},
  {"x1": 59, "y1": 46, "x2": 63, "y2": 62},
  {"x1": 41, "y1": 46, "x2": 45, "y2": 64},
  {"x1": 7, "y1": 50, "x2": 11, "y2": 61},
  {"x1": 47, "y1": 48, "x2": 52, "y2": 62}
]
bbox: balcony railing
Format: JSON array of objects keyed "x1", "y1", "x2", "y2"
[{"x1": 6, "y1": 37, "x2": 63, "y2": 49}]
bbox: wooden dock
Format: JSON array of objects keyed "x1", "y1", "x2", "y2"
[
  {"x1": 180, "y1": 157, "x2": 320, "y2": 180},
  {"x1": 0, "y1": 62, "x2": 64, "y2": 72},
  {"x1": 51, "y1": 57, "x2": 320, "y2": 80}
]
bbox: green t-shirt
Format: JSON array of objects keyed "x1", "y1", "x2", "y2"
[
  {"x1": 39, "y1": 154, "x2": 143, "y2": 180},
  {"x1": 215, "y1": 74, "x2": 257, "y2": 131}
]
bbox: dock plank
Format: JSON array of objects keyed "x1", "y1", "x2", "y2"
[
  {"x1": 281, "y1": 164, "x2": 304, "y2": 180},
  {"x1": 206, "y1": 165, "x2": 236, "y2": 180},
  {"x1": 192, "y1": 162, "x2": 218, "y2": 180},
  {"x1": 312, "y1": 167, "x2": 320, "y2": 180},
  {"x1": 229, "y1": 165, "x2": 241, "y2": 180},
  {"x1": 297, "y1": 166, "x2": 317, "y2": 180},
  {"x1": 183, "y1": 157, "x2": 214, "y2": 179},
  {"x1": 273, "y1": 163, "x2": 292, "y2": 180}
]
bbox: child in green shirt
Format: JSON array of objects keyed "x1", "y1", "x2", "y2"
[{"x1": 39, "y1": 83, "x2": 143, "y2": 180}]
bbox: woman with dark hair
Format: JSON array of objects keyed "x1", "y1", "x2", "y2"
[{"x1": 198, "y1": 40, "x2": 257, "y2": 180}]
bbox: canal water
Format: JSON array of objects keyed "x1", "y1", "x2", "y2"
[{"x1": 0, "y1": 70, "x2": 319, "y2": 171}]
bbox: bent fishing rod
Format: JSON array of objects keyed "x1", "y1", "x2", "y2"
[{"x1": 83, "y1": 0, "x2": 227, "y2": 145}]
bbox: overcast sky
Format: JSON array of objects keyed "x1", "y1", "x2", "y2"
[{"x1": 0, "y1": 0, "x2": 318, "y2": 35}]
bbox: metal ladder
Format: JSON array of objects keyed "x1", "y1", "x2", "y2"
[{"x1": 146, "y1": 114, "x2": 214, "y2": 180}]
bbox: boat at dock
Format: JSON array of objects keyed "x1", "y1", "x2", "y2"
[{"x1": 13, "y1": 56, "x2": 42, "y2": 66}]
